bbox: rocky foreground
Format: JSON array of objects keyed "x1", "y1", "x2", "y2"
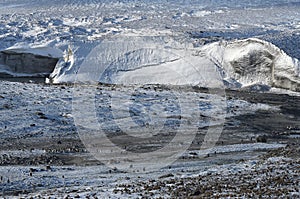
[
  {"x1": 0, "y1": 81, "x2": 299, "y2": 198},
  {"x1": 113, "y1": 144, "x2": 300, "y2": 198},
  {"x1": 13, "y1": 143, "x2": 299, "y2": 198}
]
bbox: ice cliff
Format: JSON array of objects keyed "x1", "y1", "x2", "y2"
[
  {"x1": 49, "y1": 37, "x2": 299, "y2": 91},
  {"x1": 202, "y1": 38, "x2": 300, "y2": 91},
  {"x1": 0, "y1": 45, "x2": 63, "y2": 77},
  {"x1": 10, "y1": 37, "x2": 299, "y2": 92}
]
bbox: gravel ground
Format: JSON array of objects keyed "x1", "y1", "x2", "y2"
[
  {"x1": 0, "y1": 81, "x2": 299, "y2": 198},
  {"x1": 114, "y1": 144, "x2": 300, "y2": 198}
]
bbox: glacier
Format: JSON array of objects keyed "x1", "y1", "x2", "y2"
[
  {"x1": 0, "y1": 0, "x2": 299, "y2": 92},
  {"x1": 47, "y1": 36, "x2": 300, "y2": 92}
]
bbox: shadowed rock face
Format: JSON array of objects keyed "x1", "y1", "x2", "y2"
[{"x1": 0, "y1": 50, "x2": 59, "y2": 77}]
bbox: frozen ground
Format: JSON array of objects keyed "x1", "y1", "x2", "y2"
[
  {"x1": 0, "y1": 0, "x2": 300, "y2": 198},
  {"x1": 0, "y1": 81, "x2": 299, "y2": 197}
]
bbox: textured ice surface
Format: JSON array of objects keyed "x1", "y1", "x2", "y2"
[
  {"x1": 202, "y1": 38, "x2": 300, "y2": 91},
  {"x1": 48, "y1": 37, "x2": 300, "y2": 92}
]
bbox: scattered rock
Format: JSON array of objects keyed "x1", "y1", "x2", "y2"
[
  {"x1": 36, "y1": 111, "x2": 48, "y2": 119},
  {"x1": 256, "y1": 135, "x2": 268, "y2": 143},
  {"x1": 2, "y1": 104, "x2": 11, "y2": 109},
  {"x1": 158, "y1": 173, "x2": 174, "y2": 179},
  {"x1": 29, "y1": 168, "x2": 38, "y2": 173}
]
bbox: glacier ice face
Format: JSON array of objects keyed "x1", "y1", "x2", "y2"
[
  {"x1": 0, "y1": 45, "x2": 62, "y2": 77},
  {"x1": 49, "y1": 36, "x2": 224, "y2": 88},
  {"x1": 46, "y1": 41, "x2": 100, "y2": 84},
  {"x1": 48, "y1": 36, "x2": 300, "y2": 92},
  {"x1": 203, "y1": 38, "x2": 300, "y2": 91}
]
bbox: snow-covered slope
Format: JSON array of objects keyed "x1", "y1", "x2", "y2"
[{"x1": 48, "y1": 37, "x2": 300, "y2": 92}]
